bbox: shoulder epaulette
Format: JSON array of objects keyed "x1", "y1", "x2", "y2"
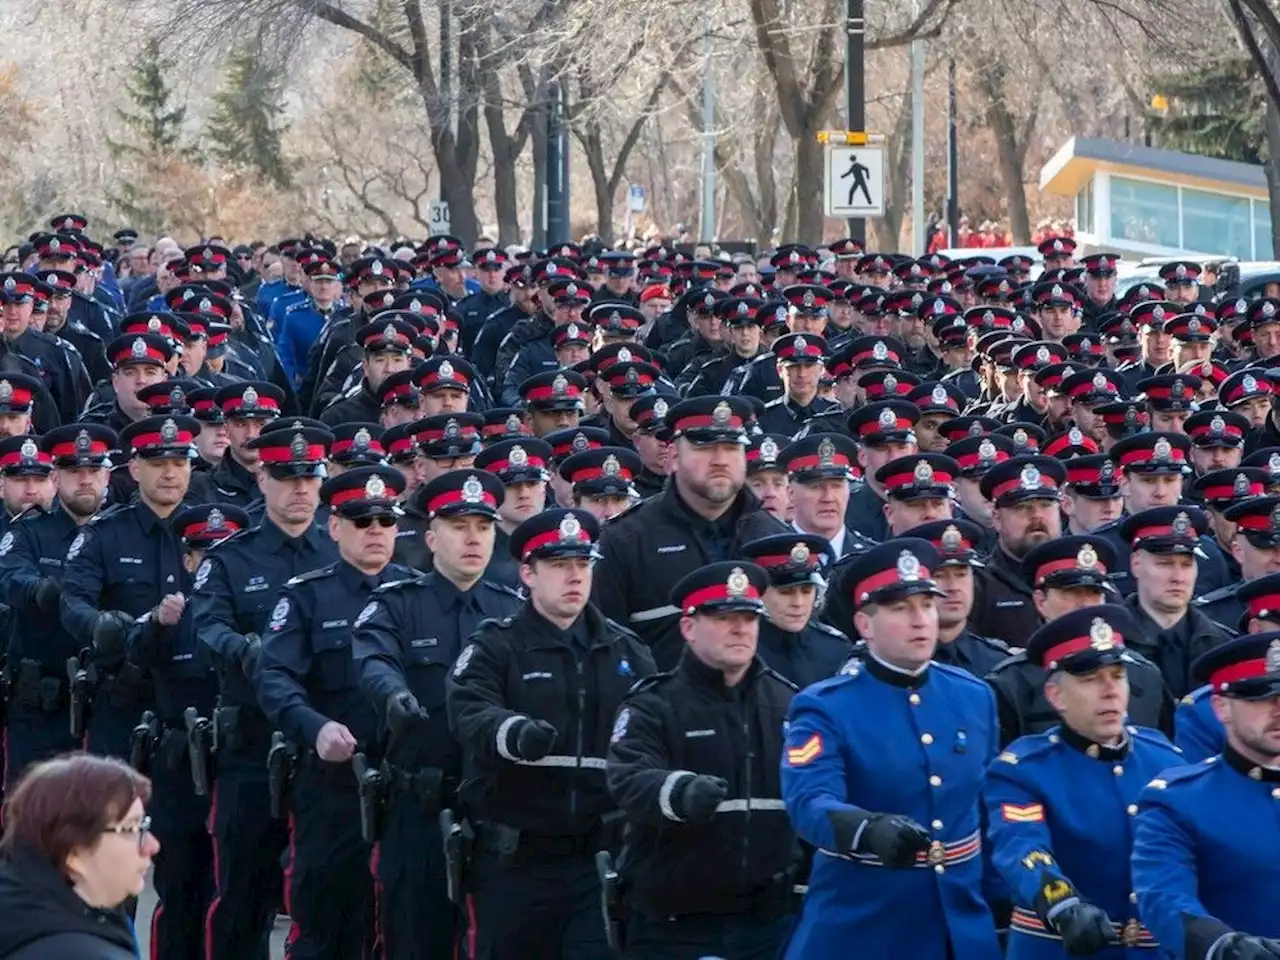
[
  {"x1": 87, "y1": 502, "x2": 128, "y2": 526},
  {"x1": 1146, "y1": 757, "x2": 1219, "y2": 791},
  {"x1": 1129, "y1": 724, "x2": 1181, "y2": 754},
  {"x1": 481, "y1": 579, "x2": 521, "y2": 598},
  {"x1": 1193, "y1": 585, "x2": 1236, "y2": 605},
  {"x1": 374, "y1": 573, "x2": 430, "y2": 594},
  {"x1": 14, "y1": 504, "x2": 46, "y2": 523},
  {"x1": 761, "y1": 664, "x2": 800, "y2": 691},
  {"x1": 285, "y1": 562, "x2": 339, "y2": 587},
  {"x1": 810, "y1": 621, "x2": 850, "y2": 641},
  {"x1": 989, "y1": 649, "x2": 1030, "y2": 673},
  {"x1": 1178, "y1": 685, "x2": 1213, "y2": 708},
  {"x1": 995, "y1": 730, "x2": 1061, "y2": 765},
  {"x1": 625, "y1": 671, "x2": 673, "y2": 697},
  {"x1": 762, "y1": 396, "x2": 786, "y2": 409},
  {"x1": 601, "y1": 498, "x2": 647, "y2": 526}
]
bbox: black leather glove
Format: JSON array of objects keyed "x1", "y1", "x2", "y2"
[
  {"x1": 1051, "y1": 902, "x2": 1113, "y2": 955},
  {"x1": 514, "y1": 719, "x2": 557, "y2": 761},
  {"x1": 91, "y1": 611, "x2": 134, "y2": 655},
  {"x1": 236, "y1": 633, "x2": 262, "y2": 676},
  {"x1": 857, "y1": 813, "x2": 933, "y2": 868},
  {"x1": 33, "y1": 578, "x2": 60, "y2": 615},
  {"x1": 678, "y1": 774, "x2": 728, "y2": 823},
  {"x1": 385, "y1": 691, "x2": 427, "y2": 741},
  {"x1": 1222, "y1": 935, "x2": 1280, "y2": 960}
]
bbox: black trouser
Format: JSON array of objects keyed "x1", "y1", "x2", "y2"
[
  {"x1": 623, "y1": 912, "x2": 794, "y2": 960},
  {"x1": 469, "y1": 847, "x2": 610, "y2": 960},
  {"x1": 148, "y1": 753, "x2": 213, "y2": 960},
  {"x1": 285, "y1": 764, "x2": 373, "y2": 960},
  {"x1": 373, "y1": 793, "x2": 456, "y2": 960},
  {"x1": 206, "y1": 756, "x2": 287, "y2": 960},
  {"x1": 3, "y1": 707, "x2": 80, "y2": 790}
]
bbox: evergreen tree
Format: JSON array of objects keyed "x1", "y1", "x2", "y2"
[
  {"x1": 1148, "y1": 59, "x2": 1266, "y2": 165},
  {"x1": 108, "y1": 39, "x2": 190, "y2": 159},
  {"x1": 204, "y1": 43, "x2": 293, "y2": 189}
]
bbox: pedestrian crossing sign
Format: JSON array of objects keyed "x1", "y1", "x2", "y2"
[{"x1": 824, "y1": 145, "x2": 885, "y2": 218}]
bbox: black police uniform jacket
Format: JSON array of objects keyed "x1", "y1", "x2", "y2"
[
  {"x1": 591, "y1": 484, "x2": 787, "y2": 670},
  {"x1": 755, "y1": 395, "x2": 841, "y2": 438},
  {"x1": 969, "y1": 546, "x2": 1040, "y2": 647},
  {"x1": 352, "y1": 571, "x2": 522, "y2": 775},
  {"x1": 605, "y1": 653, "x2": 799, "y2": 919},
  {"x1": 755, "y1": 617, "x2": 853, "y2": 689},
  {"x1": 985, "y1": 647, "x2": 1174, "y2": 748},
  {"x1": 257, "y1": 559, "x2": 415, "y2": 753},
  {"x1": 446, "y1": 602, "x2": 657, "y2": 836},
  {"x1": 1191, "y1": 582, "x2": 1245, "y2": 636},
  {"x1": 1123, "y1": 594, "x2": 1234, "y2": 701},
  {"x1": 932, "y1": 628, "x2": 1012, "y2": 680}
]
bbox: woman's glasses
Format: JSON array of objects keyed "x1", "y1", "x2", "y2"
[{"x1": 103, "y1": 815, "x2": 152, "y2": 851}]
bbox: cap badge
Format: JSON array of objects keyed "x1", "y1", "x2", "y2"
[
  {"x1": 802, "y1": 290, "x2": 815, "y2": 307},
  {"x1": 1188, "y1": 318, "x2": 1201, "y2": 334},
  {"x1": 1271, "y1": 504, "x2": 1280, "y2": 534},
  {"x1": 1035, "y1": 346, "x2": 1051, "y2": 364},
  {"x1": 1172, "y1": 511, "x2": 1192, "y2": 536},
  {"x1": 75, "y1": 429, "x2": 91, "y2": 453},
  {"x1": 161, "y1": 419, "x2": 179, "y2": 443},
  {"x1": 1051, "y1": 284, "x2": 1063, "y2": 299},
  {"x1": 1210, "y1": 415, "x2": 1226, "y2": 434},
  {"x1": 505, "y1": 414, "x2": 523, "y2": 433},
  {"x1": 408, "y1": 298, "x2": 423, "y2": 313},
  {"x1": 712, "y1": 401, "x2": 733, "y2": 427},
  {"x1": 1020, "y1": 464, "x2": 1042, "y2": 489},
  {"x1": 2, "y1": 277, "x2": 12, "y2": 293},
  {"x1": 1172, "y1": 378, "x2": 1185, "y2": 398},
  {"x1": 789, "y1": 543, "x2": 811, "y2": 564},
  {"x1": 558, "y1": 513, "x2": 583, "y2": 541},
  {"x1": 353, "y1": 427, "x2": 371, "y2": 450},
  {"x1": 18, "y1": 438, "x2": 36, "y2": 461},
  {"x1": 242, "y1": 386, "x2": 258, "y2": 409},
  {"x1": 571, "y1": 432, "x2": 590, "y2": 452},
  {"x1": 872, "y1": 341, "x2": 889, "y2": 361},
  {"x1": 439, "y1": 360, "x2": 455, "y2": 381},
  {"x1": 1265, "y1": 638, "x2": 1280, "y2": 673},
  {"x1": 1093, "y1": 373, "x2": 1108, "y2": 390},
  {"x1": 883, "y1": 374, "x2": 898, "y2": 393},
  {"x1": 147, "y1": 316, "x2": 165, "y2": 332},
  {"x1": 370, "y1": 260, "x2": 384, "y2": 276},
  {"x1": 0, "y1": 381, "x2": 11, "y2": 403},
  {"x1": 978, "y1": 439, "x2": 997, "y2": 462},
  {"x1": 1089, "y1": 618, "x2": 1116, "y2": 651},
  {"x1": 1125, "y1": 406, "x2": 1138, "y2": 424},
  {"x1": 726, "y1": 567, "x2": 750, "y2": 596},
  {"x1": 1152, "y1": 306, "x2": 1166, "y2": 322},
  {"x1": 941, "y1": 525, "x2": 963, "y2": 551},
  {"x1": 290, "y1": 433, "x2": 307, "y2": 458},
  {"x1": 913, "y1": 459, "x2": 935, "y2": 485},
  {"x1": 365, "y1": 475, "x2": 388, "y2": 498},
  {"x1": 877, "y1": 407, "x2": 898, "y2": 430},
  {"x1": 982, "y1": 310, "x2": 994, "y2": 324},
  {"x1": 931, "y1": 385, "x2": 948, "y2": 404},
  {"x1": 1052, "y1": 239, "x2": 1064, "y2": 252},
  {"x1": 1265, "y1": 303, "x2": 1277, "y2": 320},
  {"x1": 759, "y1": 437, "x2": 779, "y2": 461},
  {"x1": 897, "y1": 550, "x2": 922, "y2": 581},
  {"x1": 509, "y1": 445, "x2": 529, "y2": 467},
  {"x1": 207, "y1": 508, "x2": 225, "y2": 531},
  {"x1": 1013, "y1": 429, "x2": 1029, "y2": 448},
  {"x1": 444, "y1": 418, "x2": 460, "y2": 439},
  {"x1": 814, "y1": 437, "x2": 837, "y2": 466},
  {"x1": 462, "y1": 475, "x2": 485, "y2": 503},
  {"x1": 1243, "y1": 374, "x2": 1259, "y2": 393},
  {"x1": 624, "y1": 367, "x2": 639, "y2": 385},
  {"x1": 1153, "y1": 438, "x2": 1173, "y2": 462},
  {"x1": 131, "y1": 338, "x2": 148, "y2": 359},
  {"x1": 1077, "y1": 543, "x2": 1098, "y2": 569},
  {"x1": 1068, "y1": 427, "x2": 1084, "y2": 445},
  {"x1": 550, "y1": 373, "x2": 571, "y2": 398},
  {"x1": 1100, "y1": 459, "x2": 1115, "y2": 481},
  {"x1": 602, "y1": 454, "x2": 621, "y2": 476},
  {"x1": 1234, "y1": 473, "x2": 1252, "y2": 496},
  {"x1": 969, "y1": 421, "x2": 985, "y2": 438},
  {"x1": 653, "y1": 398, "x2": 669, "y2": 420}
]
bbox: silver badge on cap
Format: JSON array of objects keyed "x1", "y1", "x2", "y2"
[
  {"x1": 759, "y1": 437, "x2": 779, "y2": 461},
  {"x1": 978, "y1": 439, "x2": 997, "y2": 462},
  {"x1": 0, "y1": 381, "x2": 11, "y2": 403},
  {"x1": 559, "y1": 513, "x2": 583, "y2": 541},
  {"x1": 941, "y1": 525, "x2": 963, "y2": 551},
  {"x1": 1210, "y1": 415, "x2": 1226, "y2": 434},
  {"x1": 552, "y1": 374, "x2": 569, "y2": 397},
  {"x1": 789, "y1": 543, "x2": 810, "y2": 564},
  {"x1": 291, "y1": 433, "x2": 307, "y2": 458},
  {"x1": 712, "y1": 401, "x2": 732, "y2": 426},
  {"x1": 802, "y1": 290, "x2": 815, "y2": 308},
  {"x1": 877, "y1": 407, "x2": 897, "y2": 430},
  {"x1": 242, "y1": 386, "x2": 258, "y2": 409},
  {"x1": 602, "y1": 454, "x2": 622, "y2": 476},
  {"x1": 1172, "y1": 511, "x2": 1191, "y2": 535},
  {"x1": 161, "y1": 419, "x2": 179, "y2": 443},
  {"x1": 617, "y1": 347, "x2": 633, "y2": 363},
  {"x1": 75, "y1": 429, "x2": 91, "y2": 453},
  {"x1": 1234, "y1": 473, "x2": 1252, "y2": 496},
  {"x1": 509, "y1": 445, "x2": 529, "y2": 467},
  {"x1": 505, "y1": 414, "x2": 523, "y2": 434},
  {"x1": 1013, "y1": 429, "x2": 1029, "y2": 448},
  {"x1": 897, "y1": 550, "x2": 921, "y2": 581},
  {"x1": 444, "y1": 418, "x2": 460, "y2": 439},
  {"x1": 1092, "y1": 373, "x2": 1108, "y2": 391},
  {"x1": 439, "y1": 360, "x2": 455, "y2": 381},
  {"x1": 727, "y1": 566, "x2": 750, "y2": 596},
  {"x1": 1271, "y1": 504, "x2": 1280, "y2": 534},
  {"x1": 571, "y1": 432, "x2": 590, "y2": 452},
  {"x1": 18, "y1": 438, "x2": 36, "y2": 461},
  {"x1": 883, "y1": 374, "x2": 898, "y2": 393},
  {"x1": 462, "y1": 475, "x2": 485, "y2": 503},
  {"x1": 817, "y1": 438, "x2": 836, "y2": 466},
  {"x1": 365, "y1": 475, "x2": 387, "y2": 499},
  {"x1": 913, "y1": 459, "x2": 934, "y2": 485},
  {"x1": 653, "y1": 399, "x2": 668, "y2": 420},
  {"x1": 1020, "y1": 464, "x2": 1042, "y2": 489},
  {"x1": 199, "y1": 298, "x2": 212, "y2": 314},
  {"x1": 1244, "y1": 374, "x2": 1259, "y2": 393},
  {"x1": 1035, "y1": 346, "x2": 1051, "y2": 364},
  {"x1": 131, "y1": 338, "x2": 148, "y2": 359},
  {"x1": 1090, "y1": 618, "x2": 1115, "y2": 650},
  {"x1": 1068, "y1": 427, "x2": 1083, "y2": 445},
  {"x1": 207, "y1": 508, "x2": 225, "y2": 530},
  {"x1": 1172, "y1": 378, "x2": 1185, "y2": 398},
  {"x1": 1100, "y1": 459, "x2": 1115, "y2": 481},
  {"x1": 872, "y1": 341, "x2": 889, "y2": 361},
  {"x1": 1153, "y1": 438, "x2": 1173, "y2": 462},
  {"x1": 353, "y1": 427, "x2": 371, "y2": 450},
  {"x1": 1077, "y1": 543, "x2": 1098, "y2": 569},
  {"x1": 931, "y1": 385, "x2": 948, "y2": 404}
]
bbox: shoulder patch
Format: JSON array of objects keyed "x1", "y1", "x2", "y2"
[
  {"x1": 0, "y1": 531, "x2": 12, "y2": 556},
  {"x1": 354, "y1": 601, "x2": 379, "y2": 628},
  {"x1": 65, "y1": 531, "x2": 87, "y2": 561},
  {"x1": 610, "y1": 708, "x2": 630, "y2": 743},
  {"x1": 193, "y1": 558, "x2": 212, "y2": 591},
  {"x1": 267, "y1": 598, "x2": 290, "y2": 632},
  {"x1": 453, "y1": 643, "x2": 475, "y2": 678}
]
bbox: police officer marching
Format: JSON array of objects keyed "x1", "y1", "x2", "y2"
[
  {"x1": 0, "y1": 425, "x2": 113, "y2": 786},
  {"x1": 60, "y1": 414, "x2": 199, "y2": 759},
  {"x1": 606, "y1": 561, "x2": 799, "y2": 960},
  {"x1": 256, "y1": 465, "x2": 413, "y2": 959},
  {"x1": 191, "y1": 421, "x2": 339, "y2": 960},
  {"x1": 1133, "y1": 635, "x2": 1280, "y2": 960},
  {"x1": 130, "y1": 502, "x2": 250, "y2": 960},
  {"x1": 350, "y1": 469, "x2": 521, "y2": 960},
  {"x1": 985, "y1": 604, "x2": 1184, "y2": 958},
  {"x1": 446, "y1": 508, "x2": 656, "y2": 959},
  {"x1": 781, "y1": 538, "x2": 1002, "y2": 960}
]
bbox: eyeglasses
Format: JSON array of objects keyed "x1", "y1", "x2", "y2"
[
  {"x1": 351, "y1": 515, "x2": 397, "y2": 529},
  {"x1": 103, "y1": 815, "x2": 152, "y2": 850}
]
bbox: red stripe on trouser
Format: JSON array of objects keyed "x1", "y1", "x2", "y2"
[
  {"x1": 283, "y1": 812, "x2": 299, "y2": 946},
  {"x1": 369, "y1": 843, "x2": 382, "y2": 960},
  {"x1": 149, "y1": 903, "x2": 163, "y2": 960},
  {"x1": 465, "y1": 892, "x2": 478, "y2": 960},
  {"x1": 203, "y1": 782, "x2": 221, "y2": 960}
]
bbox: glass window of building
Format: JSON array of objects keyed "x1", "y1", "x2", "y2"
[
  {"x1": 1111, "y1": 177, "x2": 1180, "y2": 247},
  {"x1": 1182, "y1": 188, "x2": 1251, "y2": 259},
  {"x1": 1076, "y1": 181, "x2": 1094, "y2": 235},
  {"x1": 1254, "y1": 200, "x2": 1274, "y2": 260}
]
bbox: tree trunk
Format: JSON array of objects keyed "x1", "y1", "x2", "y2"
[
  {"x1": 490, "y1": 130, "x2": 522, "y2": 245},
  {"x1": 580, "y1": 125, "x2": 615, "y2": 241},
  {"x1": 791, "y1": 128, "x2": 824, "y2": 242},
  {"x1": 873, "y1": 92, "x2": 914, "y2": 250},
  {"x1": 978, "y1": 69, "x2": 1031, "y2": 243},
  {"x1": 1267, "y1": 72, "x2": 1280, "y2": 256}
]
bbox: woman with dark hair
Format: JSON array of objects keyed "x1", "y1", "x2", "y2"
[{"x1": 0, "y1": 753, "x2": 157, "y2": 959}]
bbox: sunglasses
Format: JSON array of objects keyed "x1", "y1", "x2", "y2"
[
  {"x1": 351, "y1": 515, "x2": 397, "y2": 529},
  {"x1": 103, "y1": 815, "x2": 152, "y2": 851}
]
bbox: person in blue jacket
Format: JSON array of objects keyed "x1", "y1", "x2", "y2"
[
  {"x1": 985, "y1": 603, "x2": 1184, "y2": 958},
  {"x1": 1132, "y1": 635, "x2": 1280, "y2": 960},
  {"x1": 780, "y1": 537, "x2": 1002, "y2": 960}
]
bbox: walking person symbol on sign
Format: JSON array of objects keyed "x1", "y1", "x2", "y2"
[{"x1": 842, "y1": 155, "x2": 873, "y2": 207}]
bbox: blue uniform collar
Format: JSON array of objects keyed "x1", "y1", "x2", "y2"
[
  {"x1": 862, "y1": 647, "x2": 930, "y2": 689},
  {"x1": 1223, "y1": 743, "x2": 1280, "y2": 783},
  {"x1": 1056, "y1": 722, "x2": 1130, "y2": 762}
]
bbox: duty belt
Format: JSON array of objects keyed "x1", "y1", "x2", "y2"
[
  {"x1": 820, "y1": 828, "x2": 982, "y2": 870},
  {"x1": 1011, "y1": 907, "x2": 1157, "y2": 949}
]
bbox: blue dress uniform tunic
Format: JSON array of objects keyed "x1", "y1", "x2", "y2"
[
  {"x1": 780, "y1": 655, "x2": 1003, "y2": 960},
  {"x1": 1132, "y1": 751, "x2": 1280, "y2": 958},
  {"x1": 1173, "y1": 685, "x2": 1223, "y2": 763},
  {"x1": 985, "y1": 725, "x2": 1184, "y2": 958}
]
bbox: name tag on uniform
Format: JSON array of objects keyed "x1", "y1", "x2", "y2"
[
  {"x1": 39, "y1": 557, "x2": 62, "y2": 568},
  {"x1": 996, "y1": 600, "x2": 1024, "y2": 608},
  {"x1": 656, "y1": 545, "x2": 686, "y2": 554},
  {"x1": 685, "y1": 729, "x2": 715, "y2": 739},
  {"x1": 411, "y1": 638, "x2": 437, "y2": 648},
  {"x1": 321, "y1": 619, "x2": 349, "y2": 629},
  {"x1": 244, "y1": 577, "x2": 269, "y2": 593},
  {"x1": 120, "y1": 557, "x2": 142, "y2": 564},
  {"x1": 523, "y1": 671, "x2": 553, "y2": 681},
  {"x1": 171, "y1": 653, "x2": 194, "y2": 662}
]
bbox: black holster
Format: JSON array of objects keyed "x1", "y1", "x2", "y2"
[
  {"x1": 267, "y1": 732, "x2": 296, "y2": 819},
  {"x1": 597, "y1": 850, "x2": 627, "y2": 952},
  {"x1": 440, "y1": 808, "x2": 474, "y2": 905},
  {"x1": 66, "y1": 655, "x2": 90, "y2": 738},
  {"x1": 130, "y1": 710, "x2": 159, "y2": 773},
  {"x1": 184, "y1": 706, "x2": 213, "y2": 797},
  {"x1": 352, "y1": 753, "x2": 388, "y2": 844}
]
